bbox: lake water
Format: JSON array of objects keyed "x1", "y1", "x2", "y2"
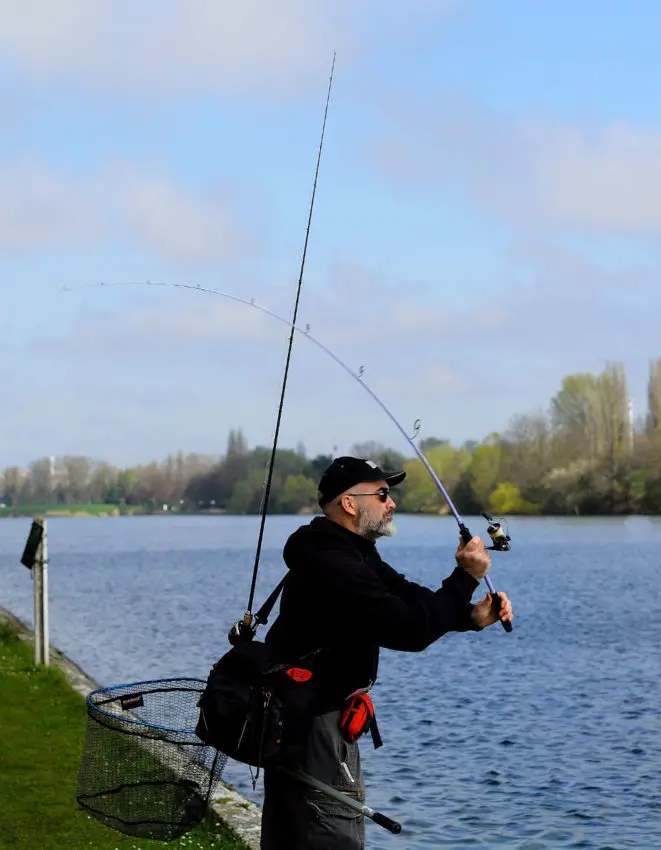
[{"x1": 1, "y1": 514, "x2": 660, "y2": 849}]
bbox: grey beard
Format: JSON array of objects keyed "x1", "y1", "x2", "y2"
[{"x1": 357, "y1": 507, "x2": 396, "y2": 540}]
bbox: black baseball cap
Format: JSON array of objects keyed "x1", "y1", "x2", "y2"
[{"x1": 317, "y1": 456, "x2": 406, "y2": 507}]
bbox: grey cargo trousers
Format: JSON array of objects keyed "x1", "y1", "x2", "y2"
[{"x1": 260, "y1": 710, "x2": 365, "y2": 850}]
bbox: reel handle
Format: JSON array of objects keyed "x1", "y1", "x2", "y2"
[
  {"x1": 459, "y1": 524, "x2": 512, "y2": 633},
  {"x1": 227, "y1": 619, "x2": 255, "y2": 646}
]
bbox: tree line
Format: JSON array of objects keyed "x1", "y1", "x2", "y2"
[{"x1": 2, "y1": 359, "x2": 661, "y2": 516}]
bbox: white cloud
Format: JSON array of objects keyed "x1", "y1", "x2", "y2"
[
  {"x1": 530, "y1": 123, "x2": 661, "y2": 231},
  {"x1": 0, "y1": 0, "x2": 458, "y2": 98},
  {"x1": 389, "y1": 301, "x2": 507, "y2": 336},
  {"x1": 0, "y1": 156, "x2": 250, "y2": 263},
  {"x1": 374, "y1": 98, "x2": 661, "y2": 233},
  {"x1": 42, "y1": 290, "x2": 286, "y2": 359},
  {"x1": 117, "y1": 168, "x2": 248, "y2": 264},
  {"x1": 5, "y1": 241, "x2": 658, "y2": 468},
  {"x1": 0, "y1": 157, "x2": 106, "y2": 250}
]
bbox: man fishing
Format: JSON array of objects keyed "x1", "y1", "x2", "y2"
[{"x1": 260, "y1": 455, "x2": 513, "y2": 850}]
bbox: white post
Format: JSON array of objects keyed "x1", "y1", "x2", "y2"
[
  {"x1": 41, "y1": 520, "x2": 49, "y2": 666},
  {"x1": 33, "y1": 538, "x2": 43, "y2": 666},
  {"x1": 31, "y1": 519, "x2": 49, "y2": 666}
]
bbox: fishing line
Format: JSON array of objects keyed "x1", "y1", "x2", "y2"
[{"x1": 64, "y1": 278, "x2": 513, "y2": 632}]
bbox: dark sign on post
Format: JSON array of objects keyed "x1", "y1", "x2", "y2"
[{"x1": 21, "y1": 519, "x2": 44, "y2": 570}]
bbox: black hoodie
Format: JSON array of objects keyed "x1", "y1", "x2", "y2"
[{"x1": 264, "y1": 516, "x2": 481, "y2": 710}]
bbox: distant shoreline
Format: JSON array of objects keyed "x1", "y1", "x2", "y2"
[
  {"x1": 1, "y1": 505, "x2": 659, "y2": 519},
  {"x1": 0, "y1": 504, "x2": 318, "y2": 519}
]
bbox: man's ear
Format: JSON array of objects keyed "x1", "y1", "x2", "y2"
[{"x1": 339, "y1": 493, "x2": 358, "y2": 517}]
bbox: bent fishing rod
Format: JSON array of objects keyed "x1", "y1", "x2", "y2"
[{"x1": 64, "y1": 278, "x2": 513, "y2": 633}]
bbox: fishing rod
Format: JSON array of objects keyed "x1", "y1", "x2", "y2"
[
  {"x1": 234, "y1": 52, "x2": 336, "y2": 637},
  {"x1": 64, "y1": 279, "x2": 513, "y2": 633},
  {"x1": 278, "y1": 767, "x2": 402, "y2": 834}
]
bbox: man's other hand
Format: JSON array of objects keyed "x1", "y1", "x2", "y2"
[
  {"x1": 471, "y1": 591, "x2": 513, "y2": 629},
  {"x1": 455, "y1": 535, "x2": 491, "y2": 580}
]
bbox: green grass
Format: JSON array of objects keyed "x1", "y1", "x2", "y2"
[
  {"x1": 0, "y1": 622, "x2": 250, "y2": 850},
  {"x1": 0, "y1": 504, "x2": 125, "y2": 518}
]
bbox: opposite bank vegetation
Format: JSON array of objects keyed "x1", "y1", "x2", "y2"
[{"x1": 3, "y1": 361, "x2": 661, "y2": 517}]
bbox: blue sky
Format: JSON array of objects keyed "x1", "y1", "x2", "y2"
[{"x1": 2, "y1": 0, "x2": 660, "y2": 469}]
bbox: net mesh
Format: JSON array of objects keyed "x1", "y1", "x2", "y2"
[{"x1": 76, "y1": 677, "x2": 228, "y2": 841}]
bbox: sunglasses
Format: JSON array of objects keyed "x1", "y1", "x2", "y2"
[{"x1": 346, "y1": 487, "x2": 392, "y2": 503}]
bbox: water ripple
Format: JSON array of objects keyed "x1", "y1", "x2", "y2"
[{"x1": 2, "y1": 514, "x2": 661, "y2": 848}]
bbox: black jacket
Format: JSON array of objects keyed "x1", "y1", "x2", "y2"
[{"x1": 264, "y1": 516, "x2": 481, "y2": 709}]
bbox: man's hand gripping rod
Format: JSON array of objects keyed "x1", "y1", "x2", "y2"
[{"x1": 410, "y1": 454, "x2": 513, "y2": 633}]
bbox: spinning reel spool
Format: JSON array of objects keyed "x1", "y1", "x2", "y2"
[{"x1": 482, "y1": 513, "x2": 511, "y2": 552}]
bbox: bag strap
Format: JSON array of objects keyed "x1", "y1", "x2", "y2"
[{"x1": 253, "y1": 575, "x2": 288, "y2": 627}]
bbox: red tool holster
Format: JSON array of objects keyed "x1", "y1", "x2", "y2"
[{"x1": 339, "y1": 693, "x2": 383, "y2": 749}]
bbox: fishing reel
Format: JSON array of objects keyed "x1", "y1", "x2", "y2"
[
  {"x1": 481, "y1": 513, "x2": 511, "y2": 552},
  {"x1": 228, "y1": 613, "x2": 257, "y2": 646}
]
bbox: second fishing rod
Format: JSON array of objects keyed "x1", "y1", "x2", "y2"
[{"x1": 238, "y1": 52, "x2": 336, "y2": 638}]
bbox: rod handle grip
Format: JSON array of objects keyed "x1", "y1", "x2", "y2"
[
  {"x1": 461, "y1": 525, "x2": 513, "y2": 633},
  {"x1": 372, "y1": 812, "x2": 402, "y2": 833},
  {"x1": 492, "y1": 591, "x2": 513, "y2": 632}
]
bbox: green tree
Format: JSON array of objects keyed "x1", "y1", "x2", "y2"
[
  {"x1": 594, "y1": 361, "x2": 631, "y2": 511},
  {"x1": 271, "y1": 448, "x2": 309, "y2": 479},
  {"x1": 308, "y1": 454, "x2": 333, "y2": 481},
  {"x1": 114, "y1": 469, "x2": 137, "y2": 503},
  {"x1": 278, "y1": 475, "x2": 317, "y2": 514},
  {"x1": 400, "y1": 444, "x2": 470, "y2": 513},
  {"x1": 27, "y1": 458, "x2": 54, "y2": 504},
  {"x1": 467, "y1": 436, "x2": 502, "y2": 509},
  {"x1": 550, "y1": 372, "x2": 601, "y2": 465},
  {"x1": 191, "y1": 428, "x2": 250, "y2": 508},
  {"x1": 646, "y1": 357, "x2": 661, "y2": 436},
  {"x1": 228, "y1": 469, "x2": 266, "y2": 514},
  {"x1": 499, "y1": 412, "x2": 551, "y2": 505},
  {"x1": 1, "y1": 467, "x2": 25, "y2": 506},
  {"x1": 62, "y1": 456, "x2": 92, "y2": 503},
  {"x1": 489, "y1": 482, "x2": 540, "y2": 515}
]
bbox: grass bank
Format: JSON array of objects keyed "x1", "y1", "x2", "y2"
[
  {"x1": 0, "y1": 620, "x2": 249, "y2": 850},
  {"x1": 0, "y1": 503, "x2": 127, "y2": 518}
]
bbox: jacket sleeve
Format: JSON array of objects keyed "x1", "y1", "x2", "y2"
[
  {"x1": 378, "y1": 559, "x2": 478, "y2": 609},
  {"x1": 309, "y1": 545, "x2": 482, "y2": 652}
]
